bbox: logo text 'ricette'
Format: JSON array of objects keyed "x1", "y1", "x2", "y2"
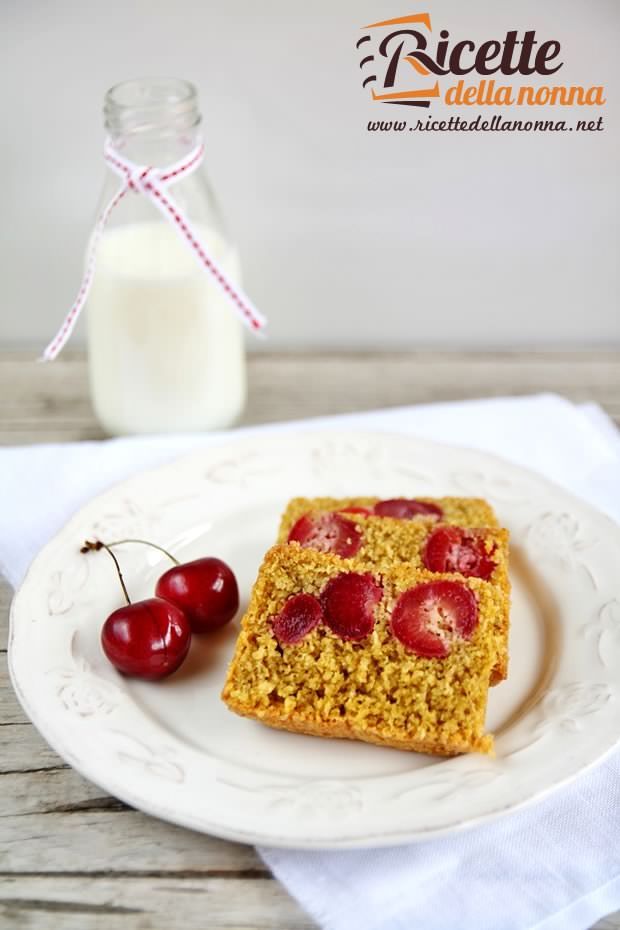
[{"x1": 357, "y1": 13, "x2": 605, "y2": 109}]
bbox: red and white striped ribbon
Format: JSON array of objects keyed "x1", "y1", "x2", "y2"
[{"x1": 42, "y1": 139, "x2": 267, "y2": 361}]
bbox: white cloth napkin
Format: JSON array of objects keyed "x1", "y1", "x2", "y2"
[{"x1": 2, "y1": 392, "x2": 620, "y2": 930}]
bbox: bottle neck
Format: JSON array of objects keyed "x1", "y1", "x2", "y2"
[{"x1": 104, "y1": 77, "x2": 202, "y2": 167}]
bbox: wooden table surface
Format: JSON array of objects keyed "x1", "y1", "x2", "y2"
[{"x1": 2, "y1": 349, "x2": 619, "y2": 930}]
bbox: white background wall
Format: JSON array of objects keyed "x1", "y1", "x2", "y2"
[{"x1": 2, "y1": 0, "x2": 618, "y2": 349}]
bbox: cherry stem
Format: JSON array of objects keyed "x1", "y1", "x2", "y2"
[
  {"x1": 80, "y1": 540, "x2": 131, "y2": 605},
  {"x1": 98, "y1": 538, "x2": 180, "y2": 566}
]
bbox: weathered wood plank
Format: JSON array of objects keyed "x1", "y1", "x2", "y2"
[
  {"x1": 0, "y1": 721, "x2": 65, "y2": 775},
  {"x1": 0, "y1": 671, "x2": 29, "y2": 726},
  {"x1": 0, "y1": 769, "x2": 127, "y2": 818},
  {"x1": 0, "y1": 874, "x2": 616, "y2": 930},
  {"x1": 1, "y1": 351, "x2": 619, "y2": 445},
  {"x1": 1, "y1": 581, "x2": 11, "y2": 651},
  {"x1": 2, "y1": 811, "x2": 262, "y2": 875},
  {"x1": 0, "y1": 876, "x2": 314, "y2": 930}
]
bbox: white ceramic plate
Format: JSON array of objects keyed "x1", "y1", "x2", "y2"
[{"x1": 9, "y1": 432, "x2": 620, "y2": 848}]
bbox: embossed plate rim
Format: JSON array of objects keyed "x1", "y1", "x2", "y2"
[{"x1": 9, "y1": 430, "x2": 620, "y2": 848}]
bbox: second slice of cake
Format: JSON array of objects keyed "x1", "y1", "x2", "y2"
[{"x1": 276, "y1": 496, "x2": 511, "y2": 684}]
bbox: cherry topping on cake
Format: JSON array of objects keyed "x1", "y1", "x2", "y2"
[
  {"x1": 373, "y1": 498, "x2": 443, "y2": 520},
  {"x1": 390, "y1": 580, "x2": 478, "y2": 658},
  {"x1": 272, "y1": 593, "x2": 324, "y2": 645},
  {"x1": 338, "y1": 506, "x2": 372, "y2": 515},
  {"x1": 321, "y1": 572, "x2": 383, "y2": 641},
  {"x1": 288, "y1": 512, "x2": 362, "y2": 557},
  {"x1": 423, "y1": 526, "x2": 497, "y2": 580}
]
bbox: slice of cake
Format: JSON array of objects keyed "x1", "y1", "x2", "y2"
[
  {"x1": 221, "y1": 545, "x2": 503, "y2": 756},
  {"x1": 276, "y1": 496, "x2": 510, "y2": 684},
  {"x1": 277, "y1": 496, "x2": 499, "y2": 547}
]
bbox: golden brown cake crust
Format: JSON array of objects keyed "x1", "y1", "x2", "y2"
[
  {"x1": 222, "y1": 545, "x2": 502, "y2": 756},
  {"x1": 226, "y1": 703, "x2": 493, "y2": 757}
]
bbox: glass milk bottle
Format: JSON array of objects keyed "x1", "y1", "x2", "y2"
[{"x1": 87, "y1": 78, "x2": 246, "y2": 434}]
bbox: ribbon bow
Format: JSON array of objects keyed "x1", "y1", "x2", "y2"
[{"x1": 42, "y1": 139, "x2": 267, "y2": 361}]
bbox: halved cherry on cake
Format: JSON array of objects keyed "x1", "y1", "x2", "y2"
[
  {"x1": 423, "y1": 526, "x2": 497, "y2": 580},
  {"x1": 338, "y1": 506, "x2": 372, "y2": 515},
  {"x1": 390, "y1": 580, "x2": 478, "y2": 658},
  {"x1": 321, "y1": 572, "x2": 383, "y2": 641},
  {"x1": 373, "y1": 498, "x2": 443, "y2": 520},
  {"x1": 288, "y1": 512, "x2": 363, "y2": 558},
  {"x1": 272, "y1": 593, "x2": 324, "y2": 645}
]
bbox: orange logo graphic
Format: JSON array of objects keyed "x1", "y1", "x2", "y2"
[{"x1": 357, "y1": 13, "x2": 440, "y2": 107}]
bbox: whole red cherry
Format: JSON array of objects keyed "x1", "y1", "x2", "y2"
[
  {"x1": 156, "y1": 557, "x2": 239, "y2": 634},
  {"x1": 101, "y1": 597, "x2": 191, "y2": 680}
]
